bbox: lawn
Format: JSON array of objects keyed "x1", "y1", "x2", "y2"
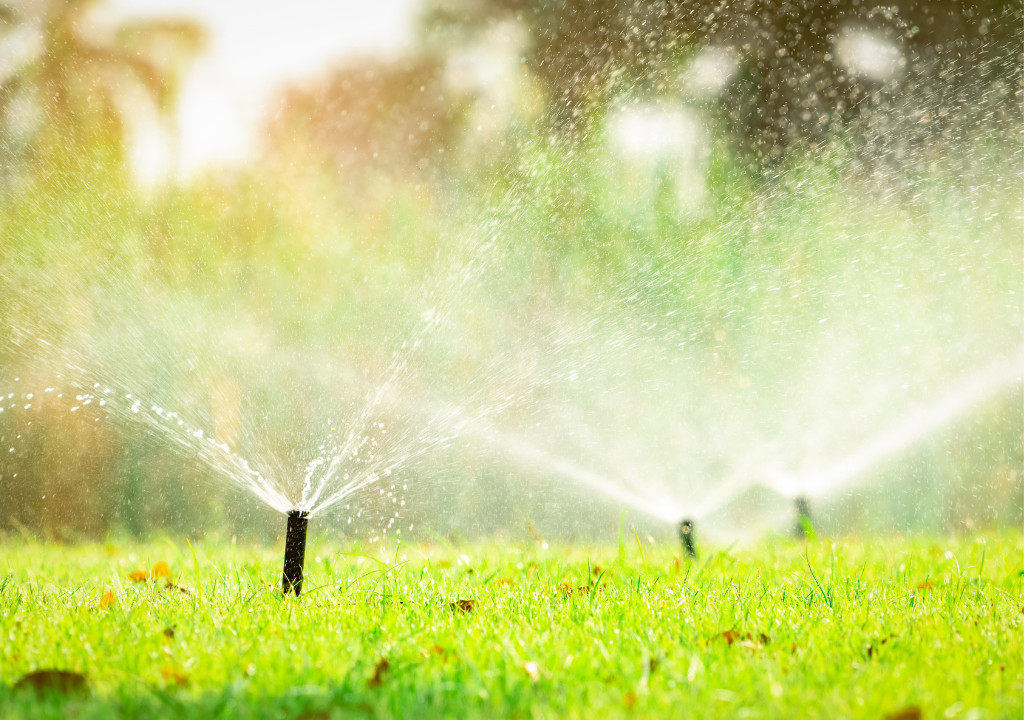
[{"x1": 0, "y1": 533, "x2": 1021, "y2": 719}]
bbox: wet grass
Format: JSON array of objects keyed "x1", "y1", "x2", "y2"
[{"x1": 0, "y1": 533, "x2": 1021, "y2": 719}]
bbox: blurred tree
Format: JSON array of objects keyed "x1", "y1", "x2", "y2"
[
  {"x1": 266, "y1": 58, "x2": 466, "y2": 193},
  {"x1": 422, "y1": 0, "x2": 1021, "y2": 165},
  {"x1": 0, "y1": 0, "x2": 205, "y2": 190}
]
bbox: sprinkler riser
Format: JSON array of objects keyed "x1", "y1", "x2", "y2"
[
  {"x1": 678, "y1": 519, "x2": 697, "y2": 559},
  {"x1": 794, "y1": 496, "x2": 813, "y2": 540},
  {"x1": 282, "y1": 511, "x2": 309, "y2": 595}
]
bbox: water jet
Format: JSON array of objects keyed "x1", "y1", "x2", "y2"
[
  {"x1": 282, "y1": 510, "x2": 310, "y2": 595},
  {"x1": 678, "y1": 519, "x2": 697, "y2": 559}
]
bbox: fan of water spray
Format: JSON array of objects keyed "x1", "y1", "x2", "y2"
[{"x1": 0, "y1": 0, "x2": 1020, "y2": 571}]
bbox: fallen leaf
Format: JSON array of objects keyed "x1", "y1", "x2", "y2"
[
  {"x1": 739, "y1": 634, "x2": 768, "y2": 650},
  {"x1": 99, "y1": 590, "x2": 115, "y2": 610},
  {"x1": 500, "y1": 579, "x2": 516, "y2": 587},
  {"x1": 524, "y1": 661, "x2": 540, "y2": 681},
  {"x1": 127, "y1": 571, "x2": 149, "y2": 583},
  {"x1": 884, "y1": 707, "x2": 921, "y2": 720},
  {"x1": 559, "y1": 582, "x2": 591, "y2": 597},
  {"x1": 13, "y1": 670, "x2": 88, "y2": 696},
  {"x1": 165, "y1": 581, "x2": 192, "y2": 596},
  {"x1": 711, "y1": 630, "x2": 751, "y2": 646},
  {"x1": 917, "y1": 580, "x2": 935, "y2": 591},
  {"x1": 449, "y1": 599, "x2": 475, "y2": 613},
  {"x1": 623, "y1": 691, "x2": 636, "y2": 708},
  {"x1": 368, "y1": 658, "x2": 390, "y2": 687},
  {"x1": 591, "y1": 565, "x2": 604, "y2": 576},
  {"x1": 163, "y1": 626, "x2": 176, "y2": 639},
  {"x1": 720, "y1": 630, "x2": 742, "y2": 645},
  {"x1": 161, "y1": 666, "x2": 189, "y2": 686},
  {"x1": 151, "y1": 561, "x2": 172, "y2": 579}
]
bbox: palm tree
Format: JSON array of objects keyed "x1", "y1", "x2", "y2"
[{"x1": 0, "y1": 0, "x2": 205, "y2": 189}]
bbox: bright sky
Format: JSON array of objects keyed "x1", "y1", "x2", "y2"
[{"x1": 108, "y1": 0, "x2": 419, "y2": 177}]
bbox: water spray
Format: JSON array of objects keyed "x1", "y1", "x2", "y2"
[
  {"x1": 678, "y1": 519, "x2": 697, "y2": 559},
  {"x1": 794, "y1": 496, "x2": 813, "y2": 539},
  {"x1": 282, "y1": 510, "x2": 310, "y2": 595}
]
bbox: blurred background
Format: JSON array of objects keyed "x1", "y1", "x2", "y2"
[{"x1": 0, "y1": 0, "x2": 1020, "y2": 545}]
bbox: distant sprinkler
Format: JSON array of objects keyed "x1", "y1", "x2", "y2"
[
  {"x1": 282, "y1": 509, "x2": 310, "y2": 595},
  {"x1": 794, "y1": 497, "x2": 814, "y2": 540},
  {"x1": 678, "y1": 519, "x2": 698, "y2": 559}
]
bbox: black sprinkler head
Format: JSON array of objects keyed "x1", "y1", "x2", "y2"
[
  {"x1": 794, "y1": 496, "x2": 813, "y2": 540},
  {"x1": 282, "y1": 510, "x2": 310, "y2": 595},
  {"x1": 678, "y1": 519, "x2": 697, "y2": 559}
]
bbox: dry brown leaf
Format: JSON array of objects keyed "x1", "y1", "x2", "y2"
[
  {"x1": 151, "y1": 561, "x2": 172, "y2": 579},
  {"x1": 736, "y1": 633, "x2": 771, "y2": 651},
  {"x1": 449, "y1": 599, "x2": 475, "y2": 613},
  {"x1": 163, "y1": 626, "x2": 176, "y2": 639},
  {"x1": 420, "y1": 645, "x2": 457, "y2": 663},
  {"x1": 127, "y1": 571, "x2": 149, "y2": 583},
  {"x1": 368, "y1": 658, "x2": 390, "y2": 687},
  {"x1": 623, "y1": 691, "x2": 637, "y2": 708},
  {"x1": 557, "y1": 581, "x2": 598, "y2": 598},
  {"x1": 711, "y1": 630, "x2": 749, "y2": 646},
  {"x1": 917, "y1": 580, "x2": 935, "y2": 591},
  {"x1": 884, "y1": 707, "x2": 922, "y2": 720},
  {"x1": 13, "y1": 670, "x2": 88, "y2": 696},
  {"x1": 99, "y1": 590, "x2": 115, "y2": 610},
  {"x1": 161, "y1": 666, "x2": 189, "y2": 686},
  {"x1": 165, "y1": 581, "x2": 192, "y2": 596},
  {"x1": 558, "y1": 582, "x2": 591, "y2": 597}
]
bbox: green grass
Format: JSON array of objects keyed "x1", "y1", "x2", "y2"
[{"x1": 0, "y1": 533, "x2": 1021, "y2": 719}]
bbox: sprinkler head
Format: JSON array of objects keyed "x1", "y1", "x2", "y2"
[
  {"x1": 794, "y1": 496, "x2": 814, "y2": 540},
  {"x1": 678, "y1": 519, "x2": 697, "y2": 559},
  {"x1": 282, "y1": 509, "x2": 310, "y2": 595}
]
